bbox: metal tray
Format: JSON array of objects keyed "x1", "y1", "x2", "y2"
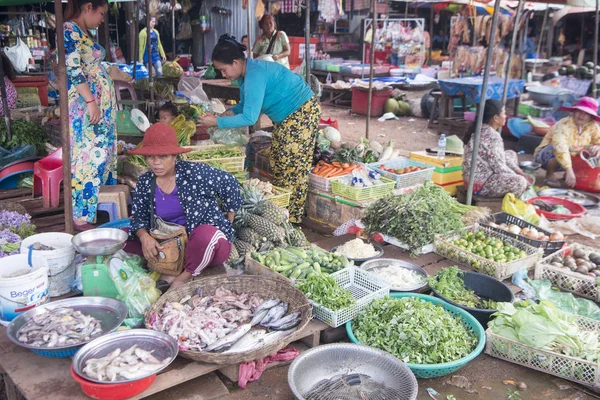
[
  {"x1": 360, "y1": 258, "x2": 428, "y2": 292},
  {"x1": 330, "y1": 243, "x2": 384, "y2": 265},
  {"x1": 7, "y1": 297, "x2": 128, "y2": 351},
  {"x1": 72, "y1": 329, "x2": 178, "y2": 383},
  {"x1": 536, "y1": 189, "x2": 599, "y2": 208}
]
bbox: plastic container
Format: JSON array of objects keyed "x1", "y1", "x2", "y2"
[
  {"x1": 0, "y1": 254, "x2": 49, "y2": 321},
  {"x1": 464, "y1": 111, "x2": 476, "y2": 121},
  {"x1": 70, "y1": 365, "x2": 156, "y2": 400},
  {"x1": 346, "y1": 293, "x2": 486, "y2": 378},
  {"x1": 507, "y1": 118, "x2": 532, "y2": 139},
  {"x1": 366, "y1": 157, "x2": 434, "y2": 189},
  {"x1": 20, "y1": 233, "x2": 75, "y2": 275},
  {"x1": 309, "y1": 172, "x2": 349, "y2": 192},
  {"x1": 572, "y1": 155, "x2": 600, "y2": 193},
  {"x1": 98, "y1": 218, "x2": 131, "y2": 230},
  {"x1": 351, "y1": 88, "x2": 393, "y2": 117},
  {"x1": 330, "y1": 176, "x2": 395, "y2": 201},
  {"x1": 526, "y1": 196, "x2": 587, "y2": 220},
  {"x1": 430, "y1": 271, "x2": 514, "y2": 328},
  {"x1": 182, "y1": 144, "x2": 246, "y2": 172},
  {"x1": 288, "y1": 37, "x2": 318, "y2": 68},
  {"x1": 486, "y1": 212, "x2": 566, "y2": 256},
  {"x1": 48, "y1": 263, "x2": 77, "y2": 297}
]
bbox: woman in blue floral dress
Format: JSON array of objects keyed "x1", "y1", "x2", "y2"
[{"x1": 64, "y1": 0, "x2": 116, "y2": 230}]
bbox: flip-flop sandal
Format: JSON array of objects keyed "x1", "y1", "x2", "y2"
[
  {"x1": 156, "y1": 280, "x2": 171, "y2": 293},
  {"x1": 544, "y1": 179, "x2": 563, "y2": 188}
]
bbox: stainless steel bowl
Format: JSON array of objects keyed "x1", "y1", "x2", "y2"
[
  {"x1": 72, "y1": 329, "x2": 179, "y2": 384},
  {"x1": 525, "y1": 85, "x2": 573, "y2": 105},
  {"x1": 7, "y1": 297, "x2": 128, "y2": 351},
  {"x1": 330, "y1": 243, "x2": 384, "y2": 265},
  {"x1": 360, "y1": 258, "x2": 428, "y2": 292},
  {"x1": 72, "y1": 228, "x2": 128, "y2": 256},
  {"x1": 519, "y1": 161, "x2": 542, "y2": 171},
  {"x1": 288, "y1": 343, "x2": 418, "y2": 400}
]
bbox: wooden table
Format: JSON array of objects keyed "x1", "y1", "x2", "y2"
[
  {"x1": 312, "y1": 69, "x2": 390, "y2": 83},
  {"x1": 201, "y1": 79, "x2": 240, "y2": 102},
  {"x1": 321, "y1": 85, "x2": 352, "y2": 108}
]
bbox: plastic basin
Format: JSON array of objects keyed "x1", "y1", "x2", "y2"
[
  {"x1": 70, "y1": 365, "x2": 155, "y2": 400},
  {"x1": 526, "y1": 196, "x2": 586, "y2": 220},
  {"x1": 430, "y1": 271, "x2": 514, "y2": 328},
  {"x1": 507, "y1": 118, "x2": 532, "y2": 139},
  {"x1": 346, "y1": 293, "x2": 485, "y2": 379}
]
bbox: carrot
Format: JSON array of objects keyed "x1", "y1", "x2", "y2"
[
  {"x1": 325, "y1": 167, "x2": 344, "y2": 178},
  {"x1": 329, "y1": 169, "x2": 349, "y2": 177},
  {"x1": 341, "y1": 163, "x2": 350, "y2": 169},
  {"x1": 318, "y1": 166, "x2": 333, "y2": 176},
  {"x1": 312, "y1": 164, "x2": 321, "y2": 174},
  {"x1": 331, "y1": 162, "x2": 342, "y2": 168}
]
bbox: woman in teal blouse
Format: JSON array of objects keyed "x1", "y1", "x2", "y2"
[{"x1": 199, "y1": 35, "x2": 320, "y2": 223}]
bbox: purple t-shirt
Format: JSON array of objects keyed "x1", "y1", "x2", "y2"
[{"x1": 155, "y1": 186, "x2": 187, "y2": 226}]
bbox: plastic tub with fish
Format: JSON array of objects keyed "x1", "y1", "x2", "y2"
[{"x1": 0, "y1": 254, "x2": 49, "y2": 321}]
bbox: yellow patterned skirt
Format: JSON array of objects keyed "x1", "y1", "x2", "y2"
[{"x1": 270, "y1": 98, "x2": 321, "y2": 223}]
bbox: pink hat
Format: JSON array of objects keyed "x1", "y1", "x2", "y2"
[{"x1": 560, "y1": 97, "x2": 600, "y2": 122}]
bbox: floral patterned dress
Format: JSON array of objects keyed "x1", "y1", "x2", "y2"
[{"x1": 64, "y1": 21, "x2": 117, "y2": 222}]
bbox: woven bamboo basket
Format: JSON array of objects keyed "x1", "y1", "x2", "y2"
[
  {"x1": 0, "y1": 201, "x2": 27, "y2": 214},
  {"x1": 144, "y1": 275, "x2": 313, "y2": 364}
]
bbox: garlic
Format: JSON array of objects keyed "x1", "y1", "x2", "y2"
[{"x1": 507, "y1": 225, "x2": 521, "y2": 235}]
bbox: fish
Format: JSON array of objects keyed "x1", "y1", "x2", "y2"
[
  {"x1": 260, "y1": 302, "x2": 288, "y2": 326},
  {"x1": 82, "y1": 345, "x2": 169, "y2": 382},
  {"x1": 261, "y1": 328, "x2": 297, "y2": 346},
  {"x1": 223, "y1": 329, "x2": 268, "y2": 354},
  {"x1": 250, "y1": 308, "x2": 269, "y2": 326},
  {"x1": 254, "y1": 299, "x2": 281, "y2": 315},
  {"x1": 264, "y1": 311, "x2": 302, "y2": 331},
  {"x1": 17, "y1": 307, "x2": 103, "y2": 348},
  {"x1": 205, "y1": 323, "x2": 252, "y2": 352}
]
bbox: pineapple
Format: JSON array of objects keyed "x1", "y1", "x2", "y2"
[
  {"x1": 240, "y1": 186, "x2": 267, "y2": 215},
  {"x1": 241, "y1": 213, "x2": 285, "y2": 244},
  {"x1": 228, "y1": 245, "x2": 240, "y2": 262},
  {"x1": 237, "y1": 227, "x2": 265, "y2": 248},
  {"x1": 283, "y1": 221, "x2": 308, "y2": 247},
  {"x1": 234, "y1": 239, "x2": 256, "y2": 259},
  {"x1": 260, "y1": 201, "x2": 288, "y2": 225}
]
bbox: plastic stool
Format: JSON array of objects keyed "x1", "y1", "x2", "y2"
[
  {"x1": 33, "y1": 148, "x2": 63, "y2": 208},
  {"x1": 97, "y1": 185, "x2": 130, "y2": 220},
  {"x1": 97, "y1": 202, "x2": 119, "y2": 221}
]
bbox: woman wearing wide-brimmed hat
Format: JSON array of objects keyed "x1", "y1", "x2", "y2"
[
  {"x1": 534, "y1": 97, "x2": 600, "y2": 188},
  {"x1": 126, "y1": 123, "x2": 242, "y2": 289}
]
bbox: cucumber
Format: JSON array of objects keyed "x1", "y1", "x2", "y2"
[
  {"x1": 290, "y1": 267, "x2": 303, "y2": 279},
  {"x1": 313, "y1": 262, "x2": 322, "y2": 273},
  {"x1": 288, "y1": 248, "x2": 308, "y2": 258}
]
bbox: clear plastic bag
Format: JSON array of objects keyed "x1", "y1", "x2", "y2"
[
  {"x1": 177, "y1": 77, "x2": 209, "y2": 105},
  {"x1": 210, "y1": 127, "x2": 248, "y2": 146}
]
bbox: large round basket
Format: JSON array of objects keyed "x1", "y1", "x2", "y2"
[{"x1": 144, "y1": 275, "x2": 313, "y2": 364}]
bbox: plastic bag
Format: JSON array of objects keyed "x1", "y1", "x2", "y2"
[
  {"x1": 4, "y1": 38, "x2": 32, "y2": 73},
  {"x1": 170, "y1": 114, "x2": 196, "y2": 146},
  {"x1": 520, "y1": 184, "x2": 538, "y2": 202},
  {"x1": 0, "y1": 145, "x2": 36, "y2": 169},
  {"x1": 529, "y1": 279, "x2": 600, "y2": 320},
  {"x1": 177, "y1": 77, "x2": 209, "y2": 105},
  {"x1": 210, "y1": 127, "x2": 248, "y2": 146},
  {"x1": 502, "y1": 193, "x2": 540, "y2": 226},
  {"x1": 316, "y1": 131, "x2": 331, "y2": 152},
  {"x1": 107, "y1": 251, "x2": 161, "y2": 327}
]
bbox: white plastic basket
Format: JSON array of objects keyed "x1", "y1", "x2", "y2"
[
  {"x1": 309, "y1": 172, "x2": 350, "y2": 192},
  {"x1": 534, "y1": 243, "x2": 600, "y2": 302},
  {"x1": 485, "y1": 315, "x2": 600, "y2": 387},
  {"x1": 309, "y1": 267, "x2": 390, "y2": 328},
  {"x1": 434, "y1": 225, "x2": 543, "y2": 280},
  {"x1": 366, "y1": 157, "x2": 434, "y2": 189}
]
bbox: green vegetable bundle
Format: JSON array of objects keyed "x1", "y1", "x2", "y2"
[
  {"x1": 186, "y1": 147, "x2": 244, "y2": 160},
  {"x1": 430, "y1": 267, "x2": 497, "y2": 309},
  {"x1": 296, "y1": 274, "x2": 355, "y2": 311},
  {"x1": 489, "y1": 300, "x2": 600, "y2": 362},
  {"x1": 126, "y1": 154, "x2": 148, "y2": 168},
  {"x1": 353, "y1": 297, "x2": 478, "y2": 364},
  {"x1": 363, "y1": 181, "x2": 474, "y2": 256},
  {"x1": 252, "y1": 246, "x2": 348, "y2": 279},
  {"x1": 0, "y1": 119, "x2": 47, "y2": 154}
]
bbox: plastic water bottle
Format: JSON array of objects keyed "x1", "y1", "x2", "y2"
[
  {"x1": 326, "y1": 73, "x2": 332, "y2": 85},
  {"x1": 438, "y1": 134, "x2": 446, "y2": 159},
  {"x1": 188, "y1": 63, "x2": 194, "y2": 75}
]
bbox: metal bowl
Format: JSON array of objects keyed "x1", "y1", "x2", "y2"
[
  {"x1": 537, "y1": 188, "x2": 600, "y2": 208},
  {"x1": 519, "y1": 161, "x2": 542, "y2": 172},
  {"x1": 525, "y1": 85, "x2": 573, "y2": 105},
  {"x1": 330, "y1": 243, "x2": 384, "y2": 265},
  {"x1": 288, "y1": 343, "x2": 418, "y2": 400},
  {"x1": 360, "y1": 258, "x2": 429, "y2": 292},
  {"x1": 72, "y1": 329, "x2": 179, "y2": 384},
  {"x1": 72, "y1": 228, "x2": 128, "y2": 256},
  {"x1": 7, "y1": 297, "x2": 128, "y2": 356}
]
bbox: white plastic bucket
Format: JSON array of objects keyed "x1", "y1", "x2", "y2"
[
  {"x1": 20, "y1": 233, "x2": 75, "y2": 275},
  {"x1": 0, "y1": 254, "x2": 49, "y2": 321},
  {"x1": 48, "y1": 263, "x2": 77, "y2": 297}
]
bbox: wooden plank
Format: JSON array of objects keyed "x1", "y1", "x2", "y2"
[
  {"x1": 0, "y1": 189, "x2": 30, "y2": 201},
  {"x1": 3, "y1": 375, "x2": 25, "y2": 400},
  {"x1": 141, "y1": 372, "x2": 229, "y2": 400}
]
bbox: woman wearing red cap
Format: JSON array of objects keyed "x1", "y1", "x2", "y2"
[
  {"x1": 534, "y1": 97, "x2": 600, "y2": 187},
  {"x1": 127, "y1": 123, "x2": 242, "y2": 289}
]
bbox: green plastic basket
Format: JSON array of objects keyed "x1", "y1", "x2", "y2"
[
  {"x1": 330, "y1": 176, "x2": 395, "y2": 201},
  {"x1": 345, "y1": 292, "x2": 486, "y2": 379}
]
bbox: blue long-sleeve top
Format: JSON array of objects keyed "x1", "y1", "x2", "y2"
[{"x1": 216, "y1": 58, "x2": 314, "y2": 129}]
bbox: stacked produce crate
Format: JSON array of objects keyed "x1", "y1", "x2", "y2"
[{"x1": 410, "y1": 151, "x2": 464, "y2": 195}]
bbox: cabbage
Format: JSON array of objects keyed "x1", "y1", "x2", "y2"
[
  {"x1": 323, "y1": 126, "x2": 341, "y2": 142},
  {"x1": 163, "y1": 61, "x2": 184, "y2": 78}
]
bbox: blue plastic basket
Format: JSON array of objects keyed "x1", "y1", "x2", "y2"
[
  {"x1": 346, "y1": 292, "x2": 486, "y2": 378},
  {"x1": 98, "y1": 218, "x2": 131, "y2": 230},
  {"x1": 31, "y1": 346, "x2": 81, "y2": 358},
  {"x1": 507, "y1": 118, "x2": 532, "y2": 139}
]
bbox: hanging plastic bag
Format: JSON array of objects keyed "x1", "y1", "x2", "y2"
[
  {"x1": 4, "y1": 38, "x2": 32, "y2": 73},
  {"x1": 502, "y1": 193, "x2": 540, "y2": 226},
  {"x1": 177, "y1": 77, "x2": 210, "y2": 104}
]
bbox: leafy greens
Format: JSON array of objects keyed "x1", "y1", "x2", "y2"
[{"x1": 430, "y1": 267, "x2": 497, "y2": 309}]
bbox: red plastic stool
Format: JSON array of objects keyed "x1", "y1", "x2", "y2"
[
  {"x1": 33, "y1": 148, "x2": 64, "y2": 208},
  {"x1": 573, "y1": 154, "x2": 600, "y2": 193}
]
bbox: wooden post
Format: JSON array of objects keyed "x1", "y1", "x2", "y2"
[
  {"x1": 365, "y1": 0, "x2": 376, "y2": 140},
  {"x1": 124, "y1": 2, "x2": 135, "y2": 63},
  {"x1": 594, "y1": 0, "x2": 599, "y2": 96},
  {"x1": 103, "y1": 14, "x2": 111, "y2": 62},
  {"x1": 54, "y1": 0, "x2": 73, "y2": 233},
  {"x1": 146, "y1": 0, "x2": 155, "y2": 120},
  {"x1": 0, "y1": 54, "x2": 11, "y2": 141},
  {"x1": 502, "y1": 0, "x2": 523, "y2": 106},
  {"x1": 305, "y1": 0, "x2": 311, "y2": 82},
  {"x1": 247, "y1": 0, "x2": 252, "y2": 58},
  {"x1": 171, "y1": 0, "x2": 176, "y2": 58},
  {"x1": 133, "y1": 1, "x2": 139, "y2": 80},
  {"x1": 533, "y1": 6, "x2": 549, "y2": 76}
]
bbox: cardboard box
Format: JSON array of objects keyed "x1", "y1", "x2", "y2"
[{"x1": 410, "y1": 151, "x2": 463, "y2": 169}]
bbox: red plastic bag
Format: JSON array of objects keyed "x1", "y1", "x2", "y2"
[{"x1": 319, "y1": 117, "x2": 338, "y2": 130}]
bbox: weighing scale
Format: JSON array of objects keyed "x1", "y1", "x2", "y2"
[
  {"x1": 72, "y1": 229, "x2": 129, "y2": 299},
  {"x1": 116, "y1": 100, "x2": 148, "y2": 137}
]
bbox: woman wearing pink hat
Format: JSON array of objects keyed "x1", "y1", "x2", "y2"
[
  {"x1": 126, "y1": 123, "x2": 242, "y2": 289},
  {"x1": 534, "y1": 97, "x2": 600, "y2": 187}
]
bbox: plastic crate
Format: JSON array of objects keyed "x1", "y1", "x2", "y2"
[
  {"x1": 268, "y1": 186, "x2": 292, "y2": 208},
  {"x1": 534, "y1": 243, "x2": 600, "y2": 302},
  {"x1": 183, "y1": 144, "x2": 245, "y2": 173},
  {"x1": 309, "y1": 267, "x2": 390, "y2": 328},
  {"x1": 309, "y1": 173, "x2": 350, "y2": 192},
  {"x1": 255, "y1": 149, "x2": 273, "y2": 176},
  {"x1": 485, "y1": 316, "x2": 600, "y2": 387},
  {"x1": 330, "y1": 176, "x2": 395, "y2": 201},
  {"x1": 487, "y1": 212, "x2": 566, "y2": 256},
  {"x1": 366, "y1": 157, "x2": 434, "y2": 189},
  {"x1": 434, "y1": 225, "x2": 543, "y2": 280}
]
